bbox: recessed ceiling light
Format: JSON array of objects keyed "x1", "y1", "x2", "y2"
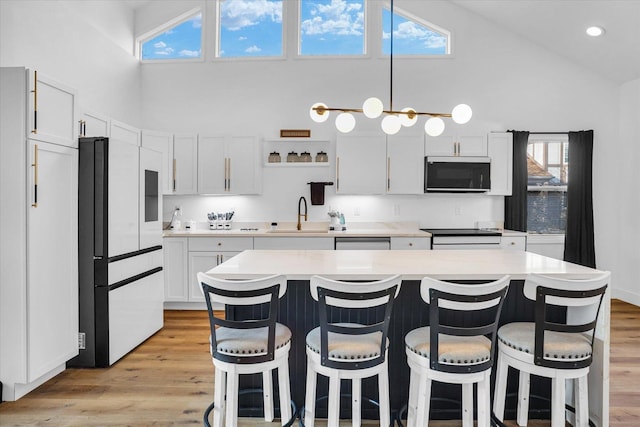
[{"x1": 586, "y1": 26, "x2": 605, "y2": 37}]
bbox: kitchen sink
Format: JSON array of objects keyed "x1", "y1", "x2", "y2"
[{"x1": 266, "y1": 229, "x2": 329, "y2": 234}]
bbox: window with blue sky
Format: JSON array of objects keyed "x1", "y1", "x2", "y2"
[
  {"x1": 218, "y1": 0, "x2": 283, "y2": 57},
  {"x1": 141, "y1": 13, "x2": 202, "y2": 60},
  {"x1": 300, "y1": 0, "x2": 365, "y2": 56},
  {"x1": 382, "y1": 8, "x2": 449, "y2": 55}
]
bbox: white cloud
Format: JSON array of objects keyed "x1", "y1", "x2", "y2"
[
  {"x1": 191, "y1": 14, "x2": 202, "y2": 29},
  {"x1": 220, "y1": 0, "x2": 282, "y2": 31},
  {"x1": 301, "y1": 0, "x2": 364, "y2": 36},
  {"x1": 391, "y1": 21, "x2": 446, "y2": 49},
  {"x1": 179, "y1": 49, "x2": 200, "y2": 57},
  {"x1": 154, "y1": 41, "x2": 167, "y2": 48},
  {"x1": 239, "y1": 36, "x2": 247, "y2": 41},
  {"x1": 154, "y1": 47, "x2": 174, "y2": 56},
  {"x1": 245, "y1": 45, "x2": 262, "y2": 53}
]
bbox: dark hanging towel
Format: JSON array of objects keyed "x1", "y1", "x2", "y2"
[
  {"x1": 504, "y1": 130, "x2": 530, "y2": 232},
  {"x1": 308, "y1": 182, "x2": 334, "y2": 205}
]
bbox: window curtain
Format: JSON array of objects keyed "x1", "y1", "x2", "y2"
[
  {"x1": 504, "y1": 131, "x2": 530, "y2": 232},
  {"x1": 564, "y1": 130, "x2": 596, "y2": 268}
]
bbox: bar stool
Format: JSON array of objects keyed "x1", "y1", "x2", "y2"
[
  {"x1": 198, "y1": 272, "x2": 293, "y2": 427},
  {"x1": 493, "y1": 272, "x2": 610, "y2": 427},
  {"x1": 404, "y1": 275, "x2": 510, "y2": 427},
  {"x1": 303, "y1": 274, "x2": 402, "y2": 427}
]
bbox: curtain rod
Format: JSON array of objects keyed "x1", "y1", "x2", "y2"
[{"x1": 528, "y1": 132, "x2": 568, "y2": 135}]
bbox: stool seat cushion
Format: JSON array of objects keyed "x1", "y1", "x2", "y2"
[
  {"x1": 498, "y1": 322, "x2": 592, "y2": 360},
  {"x1": 213, "y1": 323, "x2": 292, "y2": 356},
  {"x1": 306, "y1": 323, "x2": 385, "y2": 360},
  {"x1": 405, "y1": 326, "x2": 492, "y2": 365}
]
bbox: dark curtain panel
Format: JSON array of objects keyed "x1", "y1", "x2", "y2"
[
  {"x1": 504, "y1": 131, "x2": 530, "y2": 232},
  {"x1": 564, "y1": 130, "x2": 596, "y2": 268}
]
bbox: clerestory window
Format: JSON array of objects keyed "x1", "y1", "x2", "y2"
[
  {"x1": 299, "y1": 0, "x2": 366, "y2": 56},
  {"x1": 139, "y1": 11, "x2": 203, "y2": 61},
  {"x1": 382, "y1": 7, "x2": 450, "y2": 55}
]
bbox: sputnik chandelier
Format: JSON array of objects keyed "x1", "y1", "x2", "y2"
[{"x1": 309, "y1": 0, "x2": 472, "y2": 136}]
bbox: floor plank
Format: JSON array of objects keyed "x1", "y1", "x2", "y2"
[{"x1": 0, "y1": 300, "x2": 638, "y2": 426}]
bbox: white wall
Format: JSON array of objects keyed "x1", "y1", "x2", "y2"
[{"x1": 0, "y1": 0, "x2": 141, "y2": 124}]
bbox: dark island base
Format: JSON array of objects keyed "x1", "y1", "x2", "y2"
[{"x1": 228, "y1": 279, "x2": 564, "y2": 421}]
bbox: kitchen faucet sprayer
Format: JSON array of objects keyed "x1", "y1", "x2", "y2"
[{"x1": 297, "y1": 196, "x2": 308, "y2": 231}]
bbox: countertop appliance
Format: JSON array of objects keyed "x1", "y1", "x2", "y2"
[
  {"x1": 424, "y1": 157, "x2": 491, "y2": 193},
  {"x1": 420, "y1": 228, "x2": 501, "y2": 250},
  {"x1": 72, "y1": 137, "x2": 164, "y2": 368}
]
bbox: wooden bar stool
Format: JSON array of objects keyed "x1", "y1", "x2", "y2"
[
  {"x1": 303, "y1": 274, "x2": 402, "y2": 427},
  {"x1": 198, "y1": 272, "x2": 293, "y2": 427},
  {"x1": 493, "y1": 272, "x2": 610, "y2": 427},
  {"x1": 404, "y1": 275, "x2": 510, "y2": 427}
]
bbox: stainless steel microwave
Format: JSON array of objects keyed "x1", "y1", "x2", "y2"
[{"x1": 424, "y1": 156, "x2": 491, "y2": 193}]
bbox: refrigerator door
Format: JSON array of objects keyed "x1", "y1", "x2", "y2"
[
  {"x1": 139, "y1": 147, "x2": 163, "y2": 249},
  {"x1": 108, "y1": 140, "x2": 139, "y2": 257}
]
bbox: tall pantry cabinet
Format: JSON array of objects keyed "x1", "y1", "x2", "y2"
[{"x1": 0, "y1": 67, "x2": 79, "y2": 401}]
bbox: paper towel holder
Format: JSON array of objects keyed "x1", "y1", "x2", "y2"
[{"x1": 307, "y1": 182, "x2": 334, "y2": 205}]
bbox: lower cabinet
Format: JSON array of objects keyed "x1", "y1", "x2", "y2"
[
  {"x1": 253, "y1": 237, "x2": 334, "y2": 250},
  {"x1": 188, "y1": 251, "x2": 241, "y2": 303},
  {"x1": 500, "y1": 235, "x2": 527, "y2": 251},
  {"x1": 390, "y1": 237, "x2": 431, "y2": 250}
]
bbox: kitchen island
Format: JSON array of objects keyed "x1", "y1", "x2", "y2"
[{"x1": 205, "y1": 249, "x2": 609, "y2": 426}]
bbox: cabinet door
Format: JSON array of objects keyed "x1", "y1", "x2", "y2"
[
  {"x1": 110, "y1": 120, "x2": 139, "y2": 146},
  {"x1": 142, "y1": 130, "x2": 174, "y2": 195},
  {"x1": 425, "y1": 134, "x2": 487, "y2": 157},
  {"x1": 173, "y1": 134, "x2": 198, "y2": 194},
  {"x1": 390, "y1": 237, "x2": 431, "y2": 250},
  {"x1": 458, "y1": 135, "x2": 487, "y2": 156},
  {"x1": 336, "y1": 135, "x2": 386, "y2": 194},
  {"x1": 108, "y1": 140, "x2": 140, "y2": 257},
  {"x1": 197, "y1": 135, "x2": 226, "y2": 194},
  {"x1": 80, "y1": 110, "x2": 110, "y2": 138},
  {"x1": 164, "y1": 238, "x2": 189, "y2": 302},
  {"x1": 188, "y1": 251, "x2": 241, "y2": 303},
  {"x1": 28, "y1": 70, "x2": 78, "y2": 148},
  {"x1": 27, "y1": 140, "x2": 78, "y2": 381},
  {"x1": 425, "y1": 135, "x2": 456, "y2": 156},
  {"x1": 228, "y1": 136, "x2": 260, "y2": 194},
  {"x1": 386, "y1": 135, "x2": 424, "y2": 194},
  {"x1": 253, "y1": 237, "x2": 334, "y2": 250},
  {"x1": 487, "y1": 132, "x2": 513, "y2": 196}
]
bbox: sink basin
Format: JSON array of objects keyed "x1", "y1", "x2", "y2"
[{"x1": 267, "y1": 229, "x2": 329, "y2": 234}]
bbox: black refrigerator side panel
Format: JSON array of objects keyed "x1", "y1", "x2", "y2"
[{"x1": 94, "y1": 139, "x2": 109, "y2": 367}]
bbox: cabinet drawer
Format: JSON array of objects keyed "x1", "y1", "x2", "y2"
[
  {"x1": 254, "y1": 237, "x2": 334, "y2": 250},
  {"x1": 500, "y1": 236, "x2": 526, "y2": 251},
  {"x1": 390, "y1": 237, "x2": 431, "y2": 250},
  {"x1": 188, "y1": 237, "x2": 253, "y2": 252}
]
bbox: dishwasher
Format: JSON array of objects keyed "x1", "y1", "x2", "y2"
[{"x1": 335, "y1": 236, "x2": 391, "y2": 250}]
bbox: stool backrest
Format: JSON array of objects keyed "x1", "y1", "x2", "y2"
[
  {"x1": 197, "y1": 272, "x2": 287, "y2": 364},
  {"x1": 523, "y1": 272, "x2": 610, "y2": 369},
  {"x1": 310, "y1": 274, "x2": 402, "y2": 370},
  {"x1": 420, "y1": 275, "x2": 510, "y2": 374}
]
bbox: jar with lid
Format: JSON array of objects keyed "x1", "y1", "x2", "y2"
[
  {"x1": 268, "y1": 151, "x2": 281, "y2": 163},
  {"x1": 287, "y1": 151, "x2": 299, "y2": 162},
  {"x1": 315, "y1": 151, "x2": 328, "y2": 162},
  {"x1": 300, "y1": 151, "x2": 312, "y2": 162}
]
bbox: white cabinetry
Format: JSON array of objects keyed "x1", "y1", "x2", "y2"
[
  {"x1": 386, "y1": 135, "x2": 425, "y2": 194},
  {"x1": 263, "y1": 139, "x2": 330, "y2": 167},
  {"x1": 79, "y1": 110, "x2": 110, "y2": 138},
  {"x1": 110, "y1": 119, "x2": 139, "y2": 146},
  {"x1": 142, "y1": 130, "x2": 174, "y2": 195},
  {"x1": 390, "y1": 237, "x2": 431, "y2": 250},
  {"x1": 164, "y1": 237, "x2": 189, "y2": 302},
  {"x1": 254, "y1": 237, "x2": 334, "y2": 250},
  {"x1": 425, "y1": 134, "x2": 487, "y2": 157},
  {"x1": 173, "y1": 134, "x2": 198, "y2": 195},
  {"x1": 487, "y1": 132, "x2": 513, "y2": 196},
  {"x1": 500, "y1": 235, "x2": 526, "y2": 251},
  {"x1": 1, "y1": 67, "x2": 78, "y2": 400},
  {"x1": 198, "y1": 135, "x2": 261, "y2": 194},
  {"x1": 336, "y1": 134, "x2": 387, "y2": 194}
]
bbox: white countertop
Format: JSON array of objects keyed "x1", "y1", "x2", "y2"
[{"x1": 205, "y1": 249, "x2": 602, "y2": 281}]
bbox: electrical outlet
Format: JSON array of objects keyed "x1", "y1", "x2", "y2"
[{"x1": 78, "y1": 332, "x2": 86, "y2": 350}]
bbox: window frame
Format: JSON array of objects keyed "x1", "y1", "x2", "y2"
[{"x1": 137, "y1": 8, "x2": 205, "y2": 64}]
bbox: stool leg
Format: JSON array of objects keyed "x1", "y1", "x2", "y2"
[
  {"x1": 327, "y1": 371, "x2": 341, "y2": 427},
  {"x1": 407, "y1": 368, "x2": 419, "y2": 427},
  {"x1": 516, "y1": 371, "x2": 530, "y2": 426},
  {"x1": 304, "y1": 363, "x2": 317, "y2": 427},
  {"x1": 574, "y1": 375, "x2": 589, "y2": 427},
  {"x1": 493, "y1": 354, "x2": 508, "y2": 422},
  {"x1": 378, "y1": 366, "x2": 391, "y2": 427},
  {"x1": 213, "y1": 367, "x2": 226, "y2": 427},
  {"x1": 415, "y1": 372, "x2": 431, "y2": 427},
  {"x1": 477, "y1": 371, "x2": 491, "y2": 427},
  {"x1": 263, "y1": 370, "x2": 274, "y2": 422},
  {"x1": 462, "y1": 382, "x2": 473, "y2": 427},
  {"x1": 225, "y1": 371, "x2": 239, "y2": 427},
  {"x1": 352, "y1": 378, "x2": 361, "y2": 427},
  {"x1": 278, "y1": 358, "x2": 292, "y2": 425},
  {"x1": 551, "y1": 377, "x2": 566, "y2": 427}
]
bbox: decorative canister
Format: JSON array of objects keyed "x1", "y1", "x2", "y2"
[
  {"x1": 287, "y1": 151, "x2": 299, "y2": 162},
  {"x1": 315, "y1": 151, "x2": 328, "y2": 162},
  {"x1": 300, "y1": 151, "x2": 312, "y2": 162},
  {"x1": 268, "y1": 151, "x2": 281, "y2": 163}
]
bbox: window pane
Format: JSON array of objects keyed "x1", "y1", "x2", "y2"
[
  {"x1": 141, "y1": 14, "x2": 202, "y2": 60},
  {"x1": 300, "y1": 0, "x2": 365, "y2": 55},
  {"x1": 382, "y1": 8, "x2": 448, "y2": 55},
  {"x1": 219, "y1": 0, "x2": 283, "y2": 57}
]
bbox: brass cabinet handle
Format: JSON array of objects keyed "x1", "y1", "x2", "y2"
[
  {"x1": 172, "y1": 159, "x2": 177, "y2": 192},
  {"x1": 78, "y1": 120, "x2": 86, "y2": 137},
  {"x1": 32, "y1": 144, "x2": 38, "y2": 207},
  {"x1": 31, "y1": 70, "x2": 38, "y2": 134},
  {"x1": 227, "y1": 158, "x2": 231, "y2": 192},
  {"x1": 387, "y1": 157, "x2": 391, "y2": 191},
  {"x1": 336, "y1": 157, "x2": 340, "y2": 191}
]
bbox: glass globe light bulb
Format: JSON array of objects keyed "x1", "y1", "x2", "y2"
[
  {"x1": 399, "y1": 108, "x2": 417, "y2": 127},
  {"x1": 335, "y1": 112, "x2": 356, "y2": 133},
  {"x1": 451, "y1": 104, "x2": 473, "y2": 124},
  {"x1": 362, "y1": 97, "x2": 384, "y2": 119},
  {"x1": 381, "y1": 115, "x2": 401, "y2": 135},
  {"x1": 310, "y1": 102, "x2": 329, "y2": 123},
  {"x1": 424, "y1": 117, "x2": 445, "y2": 137}
]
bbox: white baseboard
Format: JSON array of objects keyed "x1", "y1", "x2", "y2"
[
  {"x1": 612, "y1": 288, "x2": 640, "y2": 307},
  {"x1": 3, "y1": 364, "x2": 65, "y2": 401}
]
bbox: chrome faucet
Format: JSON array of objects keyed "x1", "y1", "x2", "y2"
[{"x1": 297, "y1": 196, "x2": 308, "y2": 231}]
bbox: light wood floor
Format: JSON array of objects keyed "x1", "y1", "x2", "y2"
[{"x1": 0, "y1": 300, "x2": 638, "y2": 426}]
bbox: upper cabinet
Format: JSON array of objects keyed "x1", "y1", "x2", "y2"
[
  {"x1": 79, "y1": 110, "x2": 110, "y2": 138},
  {"x1": 173, "y1": 134, "x2": 198, "y2": 195},
  {"x1": 198, "y1": 135, "x2": 261, "y2": 195},
  {"x1": 28, "y1": 70, "x2": 78, "y2": 148},
  {"x1": 336, "y1": 134, "x2": 387, "y2": 194},
  {"x1": 386, "y1": 135, "x2": 425, "y2": 194},
  {"x1": 141, "y1": 130, "x2": 174, "y2": 195},
  {"x1": 487, "y1": 132, "x2": 513, "y2": 196},
  {"x1": 425, "y1": 134, "x2": 487, "y2": 157},
  {"x1": 110, "y1": 120, "x2": 140, "y2": 146}
]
